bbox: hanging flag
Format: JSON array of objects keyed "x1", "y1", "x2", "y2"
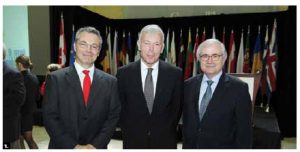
[
  {"x1": 227, "y1": 29, "x2": 236, "y2": 73},
  {"x1": 178, "y1": 29, "x2": 185, "y2": 68},
  {"x1": 120, "y1": 31, "x2": 127, "y2": 66},
  {"x1": 163, "y1": 29, "x2": 170, "y2": 62},
  {"x1": 221, "y1": 27, "x2": 225, "y2": 43},
  {"x1": 69, "y1": 25, "x2": 76, "y2": 66},
  {"x1": 101, "y1": 27, "x2": 111, "y2": 74},
  {"x1": 111, "y1": 30, "x2": 118, "y2": 75},
  {"x1": 266, "y1": 19, "x2": 278, "y2": 92},
  {"x1": 251, "y1": 26, "x2": 263, "y2": 73},
  {"x1": 243, "y1": 26, "x2": 251, "y2": 73},
  {"x1": 170, "y1": 31, "x2": 176, "y2": 66},
  {"x1": 197, "y1": 27, "x2": 206, "y2": 74},
  {"x1": 58, "y1": 12, "x2": 67, "y2": 67},
  {"x1": 260, "y1": 25, "x2": 270, "y2": 101},
  {"x1": 108, "y1": 27, "x2": 113, "y2": 73},
  {"x1": 134, "y1": 32, "x2": 140, "y2": 61},
  {"x1": 127, "y1": 32, "x2": 132, "y2": 63},
  {"x1": 212, "y1": 26, "x2": 216, "y2": 39},
  {"x1": 192, "y1": 28, "x2": 200, "y2": 76},
  {"x1": 236, "y1": 29, "x2": 244, "y2": 73},
  {"x1": 184, "y1": 28, "x2": 193, "y2": 80}
]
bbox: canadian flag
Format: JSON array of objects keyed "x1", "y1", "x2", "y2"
[{"x1": 58, "y1": 13, "x2": 67, "y2": 66}]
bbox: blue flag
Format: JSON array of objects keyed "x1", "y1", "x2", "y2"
[{"x1": 69, "y1": 25, "x2": 76, "y2": 66}]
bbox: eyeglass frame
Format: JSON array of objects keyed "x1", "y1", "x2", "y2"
[
  {"x1": 199, "y1": 54, "x2": 224, "y2": 61},
  {"x1": 77, "y1": 41, "x2": 100, "y2": 51}
]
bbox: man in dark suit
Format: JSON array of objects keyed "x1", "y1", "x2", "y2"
[
  {"x1": 43, "y1": 26, "x2": 120, "y2": 149},
  {"x1": 3, "y1": 45, "x2": 26, "y2": 149},
  {"x1": 182, "y1": 39, "x2": 252, "y2": 149},
  {"x1": 117, "y1": 24, "x2": 183, "y2": 149}
]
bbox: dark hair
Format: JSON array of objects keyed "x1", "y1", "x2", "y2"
[
  {"x1": 15, "y1": 55, "x2": 33, "y2": 69},
  {"x1": 47, "y1": 63, "x2": 61, "y2": 72}
]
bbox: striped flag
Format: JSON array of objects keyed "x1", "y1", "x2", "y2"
[
  {"x1": 227, "y1": 29, "x2": 236, "y2": 73},
  {"x1": 184, "y1": 28, "x2": 193, "y2": 79},
  {"x1": 251, "y1": 26, "x2": 262, "y2": 73},
  {"x1": 266, "y1": 19, "x2": 278, "y2": 92},
  {"x1": 236, "y1": 29, "x2": 244, "y2": 73},
  {"x1": 101, "y1": 27, "x2": 111, "y2": 73},
  {"x1": 192, "y1": 28, "x2": 200, "y2": 76},
  {"x1": 111, "y1": 30, "x2": 118, "y2": 75},
  {"x1": 58, "y1": 12, "x2": 67, "y2": 67},
  {"x1": 170, "y1": 31, "x2": 176, "y2": 66}
]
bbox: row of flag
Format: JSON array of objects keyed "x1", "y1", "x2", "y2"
[{"x1": 58, "y1": 13, "x2": 278, "y2": 103}]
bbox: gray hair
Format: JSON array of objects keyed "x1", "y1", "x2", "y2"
[
  {"x1": 75, "y1": 26, "x2": 102, "y2": 49},
  {"x1": 196, "y1": 39, "x2": 227, "y2": 64},
  {"x1": 137, "y1": 24, "x2": 165, "y2": 49}
]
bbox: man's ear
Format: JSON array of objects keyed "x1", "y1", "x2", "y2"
[{"x1": 73, "y1": 43, "x2": 76, "y2": 52}]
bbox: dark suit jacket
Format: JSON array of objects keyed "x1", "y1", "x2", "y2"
[
  {"x1": 182, "y1": 73, "x2": 252, "y2": 149},
  {"x1": 21, "y1": 70, "x2": 39, "y2": 114},
  {"x1": 43, "y1": 65, "x2": 120, "y2": 149},
  {"x1": 116, "y1": 60, "x2": 183, "y2": 149},
  {"x1": 3, "y1": 62, "x2": 26, "y2": 142}
]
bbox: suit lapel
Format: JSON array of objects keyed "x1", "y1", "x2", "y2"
[
  {"x1": 65, "y1": 66, "x2": 85, "y2": 108},
  {"x1": 87, "y1": 69, "x2": 104, "y2": 108},
  {"x1": 205, "y1": 73, "x2": 230, "y2": 115},
  {"x1": 194, "y1": 75, "x2": 203, "y2": 122}
]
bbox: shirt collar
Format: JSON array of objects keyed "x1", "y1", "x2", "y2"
[
  {"x1": 203, "y1": 70, "x2": 223, "y2": 84},
  {"x1": 74, "y1": 61, "x2": 95, "y2": 76},
  {"x1": 141, "y1": 59, "x2": 159, "y2": 71}
]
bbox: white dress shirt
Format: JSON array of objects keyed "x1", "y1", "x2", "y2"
[
  {"x1": 141, "y1": 60, "x2": 159, "y2": 98},
  {"x1": 74, "y1": 61, "x2": 95, "y2": 90}
]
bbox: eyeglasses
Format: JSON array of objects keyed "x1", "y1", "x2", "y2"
[
  {"x1": 77, "y1": 41, "x2": 100, "y2": 51},
  {"x1": 200, "y1": 54, "x2": 223, "y2": 61}
]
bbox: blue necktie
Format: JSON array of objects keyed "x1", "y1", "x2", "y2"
[{"x1": 199, "y1": 80, "x2": 213, "y2": 121}]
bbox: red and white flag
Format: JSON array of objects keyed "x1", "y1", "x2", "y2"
[
  {"x1": 58, "y1": 13, "x2": 67, "y2": 67},
  {"x1": 227, "y1": 29, "x2": 236, "y2": 73}
]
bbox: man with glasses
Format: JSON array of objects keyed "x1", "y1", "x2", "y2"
[
  {"x1": 43, "y1": 26, "x2": 120, "y2": 149},
  {"x1": 182, "y1": 39, "x2": 252, "y2": 149}
]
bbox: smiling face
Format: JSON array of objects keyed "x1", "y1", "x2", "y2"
[
  {"x1": 75, "y1": 32, "x2": 101, "y2": 69},
  {"x1": 200, "y1": 43, "x2": 225, "y2": 79},
  {"x1": 138, "y1": 32, "x2": 164, "y2": 67}
]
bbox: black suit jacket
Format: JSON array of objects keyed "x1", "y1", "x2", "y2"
[
  {"x1": 3, "y1": 62, "x2": 26, "y2": 142},
  {"x1": 43, "y1": 65, "x2": 120, "y2": 149},
  {"x1": 116, "y1": 60, "x2": 183, "y2": 149},
  {"x1": 182, "y1": 73, "x2": 252, "y2": 149},
  {"x1": 20, "y1": 70, "x2": 39, "y2": 117}
]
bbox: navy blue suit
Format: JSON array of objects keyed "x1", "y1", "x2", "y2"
[{"x1": 183, "y1": 73, "x2": 252, "y2": 149}]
